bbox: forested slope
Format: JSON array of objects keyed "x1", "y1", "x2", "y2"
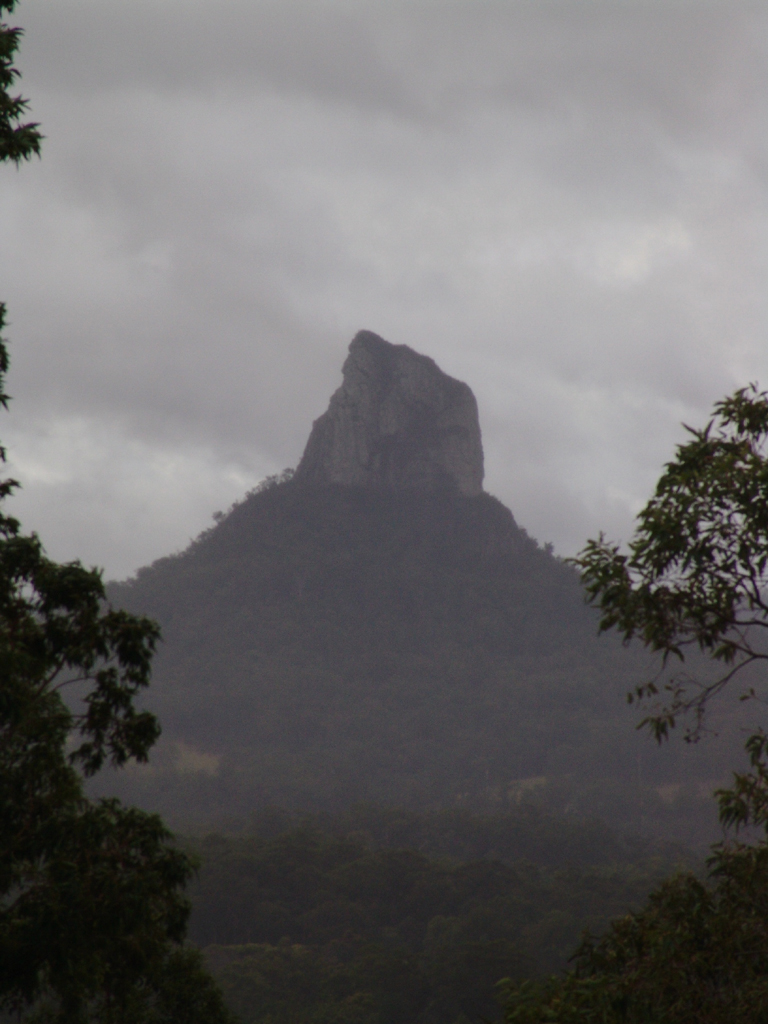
[
  {"x1": 184, "y1": 813, "x2": 692, "y2": 1024},
  {"x1": 103, "y1": 477, "x2": 743, "y2": 842}
]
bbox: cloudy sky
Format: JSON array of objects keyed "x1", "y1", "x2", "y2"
[{"x1": 0, "y1": 0, "x2": 765, "y2": 579}]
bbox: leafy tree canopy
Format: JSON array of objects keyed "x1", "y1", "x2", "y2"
[
  {"x1": 0, "y1": 0, "x2": 41, "y2": 166},
  {"x1": 575, "y1": 384, "x2": 768, "y2": 742},
  {"x1": 0, "y1": 6, "x2": 234, "y2": 1021},
  {"x1": 501, "y1": 789, "x2": 768, "y2": 1024},
  {"x1": 501, "y1": 387, "x2": 768, "y2": 1022},
  {"x1": 189, "y1": 824, "x2": 676, "y2": 1024}
]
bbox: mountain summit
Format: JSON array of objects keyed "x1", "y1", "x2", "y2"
[
  {"x1": 294, "y1": 331, "x2": 484, "y2": 495},
  {"x1": 103, "y1": 329, "x2": 727, "y2": 843}
]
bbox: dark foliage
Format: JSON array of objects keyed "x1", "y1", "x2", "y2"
[
  {"x1": 186, "y1": 826, "x2": 678, "y2": 1024},
  {"x1": 574, "y1": 384, "x2": 768, "y2": 742},
  {"x1": 0, "y1": 2, "x2": 41, "y2": 165},
  {"x1": 0, "y1": 11, "x2": 234, "y2": 1019},
  {"x1": 502, "y1": 818, "x2": 768, "y2": 1023},
  {"x1": 500, "y1": 387, "x2": 768, "y2": 1022},
  {"x1": 0, "y1": 331, "x2": 236, "y2": 1024},
  {"x1": 242, "y1": 803, "x2": 693, "y2": 871}
]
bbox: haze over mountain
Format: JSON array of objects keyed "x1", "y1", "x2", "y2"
[
  {"x1": 105, "y1": 332, "x2": 749, "y2": 844},
  {"x1": 3, "y1": 3, "x2": 763, "y2": 581}
]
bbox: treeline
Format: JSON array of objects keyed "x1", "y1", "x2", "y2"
[
  {"x1": 186, "y1": 810, "x2": 693, "y2": 1023},
  {"x1": 224, "y1": 803, "x2": 693, "y2": 869}
]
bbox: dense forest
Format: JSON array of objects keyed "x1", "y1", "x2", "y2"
[{"x1": 184, "y1": 807, "x2": 692, "y2": 1024}]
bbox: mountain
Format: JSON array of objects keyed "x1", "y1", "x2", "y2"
[
  {"x1": 294, "y1": 330, "x2": 484, "y2": 495},
  {"x1": 103, "y1": 332, "x2": 744, "y2": 843}
]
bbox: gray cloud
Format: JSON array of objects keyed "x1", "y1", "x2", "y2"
[{"x1": 1, "y1": 0, "x2": 765, "y2": 577}]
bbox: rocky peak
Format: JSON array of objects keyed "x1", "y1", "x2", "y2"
[{"x1": 294, "y1": 331, "x2": 484, "y2": 495}]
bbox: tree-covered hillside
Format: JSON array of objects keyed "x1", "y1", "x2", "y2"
[
  {"x1": 184, "y1": 815, "x2": 689, "y2": 1024},
  {"x1": 104, "y1": 478, "x2": 748, "y2": 842}
]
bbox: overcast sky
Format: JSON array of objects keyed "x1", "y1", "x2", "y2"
[{"x1": 0, "y1": 0, "x2": 765, "y2": 580}]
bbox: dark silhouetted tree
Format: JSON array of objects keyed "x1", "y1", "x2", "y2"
[
  {"x1": 503, "y1": 386, "x2": 768, "y2": 1022},
  {"x1": 0, "y1": 5, "x2": 235, "y2": 1021}
]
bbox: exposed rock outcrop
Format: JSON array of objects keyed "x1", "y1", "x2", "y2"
[{"x1": 294, "y1": 331, "x2": 484, "y2": 495}]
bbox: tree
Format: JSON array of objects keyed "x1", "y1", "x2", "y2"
[
  {"x1": 0, "y1": 5, "x2": 235, "y2": 1021},
  {"x1": 1, "y1": 0, "x2": 40, "y2": 461},
  {"x1": 0, "y1": 0, "x2": 41, "y2": 165},
  {"x1": 501, "y1": 843, "x2": 768, "y2": 1024},
  {"x1": 501, "y1": 386, "x2": 768, "y2": 1022},
  {"x1": 575, "y1": 383, "x2": 768, "y2": 742}
]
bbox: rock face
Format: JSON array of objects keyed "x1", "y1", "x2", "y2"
[{"x1": 294, "y1": 331, "x2": 484, "y2": 495}]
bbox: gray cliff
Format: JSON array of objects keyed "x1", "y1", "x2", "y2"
[{"x1": 294, "y1": 331, "x2": 484, "y2": 495}]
